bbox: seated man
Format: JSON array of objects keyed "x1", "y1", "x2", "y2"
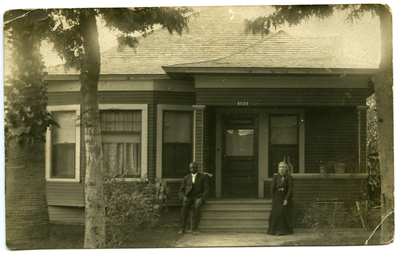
[{"x1": 178, "y1": 162, "x2": 210, "y2": 235}]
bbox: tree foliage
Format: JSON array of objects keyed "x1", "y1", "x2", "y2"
[
  {"x1": 4, "y1": 10, "x2": 58, "y2": 144},
  {"x1": 244, "y1": 5, "x2": 379, "y2": 36}
]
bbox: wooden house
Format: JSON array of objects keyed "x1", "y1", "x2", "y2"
[{"x1": 44, "y1": 6, "x2": 377, "y2": 229}]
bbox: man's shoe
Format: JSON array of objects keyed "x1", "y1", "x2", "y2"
[
  {"x1": 178, "y1": 228, "x2": 185, "y2": 234},
  {"x1": 192, "y1": 229, "x2": 197, "y2": 235}
]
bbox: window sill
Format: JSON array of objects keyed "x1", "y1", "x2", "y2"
[
  {"x1": 162, "y1": 178, "x2": 183, "y2": 182},
  {"x1": 262, "y1": 173, "x2": 368, "y2": 181},
  {"x1": 104, "y1": 177, "x2": 143, "y2": 182},
  {"x1": 46, "y1": 178, "x2": 81, "y2": 183}
]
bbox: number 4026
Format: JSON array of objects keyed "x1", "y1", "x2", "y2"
[{"x1": 237, "y1": 102, "x2": 248, "y2": 106}]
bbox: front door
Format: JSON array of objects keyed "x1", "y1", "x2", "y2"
[{"x1": 221, "y1": 115, "x2": 258, "y2": 198}]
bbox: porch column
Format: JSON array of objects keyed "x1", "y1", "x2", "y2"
[
  {"x1": 193, "y1": 105, "x2": 206, "y2": 173},
  {"x1": 358, "y1": 106, "x2": 369, "y2": 173}
]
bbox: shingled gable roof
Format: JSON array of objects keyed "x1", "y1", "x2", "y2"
[
  {"x1": 164, "y1": 30, "x2": 354, "y2": 69},
  {"x1": 47, "y1": 6, "x2": 272, "y2": 75},
  {"x1": 47, "y1": 6, "x2": 378, "y2": 76}
]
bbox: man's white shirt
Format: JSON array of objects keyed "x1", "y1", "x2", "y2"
[{"x1": 191, "y1": 173, "x2": 197, "y2": 184}]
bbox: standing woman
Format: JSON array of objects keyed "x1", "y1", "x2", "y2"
[{"x1": 267, "y1": 162, "x2": 294, "y2": 235}]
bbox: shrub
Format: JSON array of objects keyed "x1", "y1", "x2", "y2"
[
  {"x1": 302, "y1": 201, "x2": 347, "y2": 245},
  {"x1": 103, "y1": 175, "x2": 168, "y2": 246}
]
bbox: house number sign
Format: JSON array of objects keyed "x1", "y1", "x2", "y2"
[{"x1": 237, "y1": 102, "x2": 248, "y2": 106}]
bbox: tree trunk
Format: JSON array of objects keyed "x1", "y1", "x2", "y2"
[
  {"x1": 372, "y1": 5, "x2": 394, "y2": 244},
  {"x1": 5, "y1": 138, "x2": 50, "y2": 247},
  {"x1": 79, "y1": 10, "x2": 106, "y2": 248}
]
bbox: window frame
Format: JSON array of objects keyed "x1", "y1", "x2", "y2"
[
  {"x1": 156, "y1": 105, "x2": 194, "y2": 180},
  {"x1": 46, "y1": 105, "x2": 81, "y2": 182},
  {"x1": 99, "y1": 104, "x2": 148, "y2": 181}
]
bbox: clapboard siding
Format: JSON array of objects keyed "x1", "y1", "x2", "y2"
[
  {"x1": 46, "y1": 182, "x2": 85, "y2": 206},
  {"x1": 194, "y1": 109, "x2": 203, "y2": 171},
  {"x1": 359, "y1": 109, "x2": 367, "y2": 172},
  {"x1": 197, "y1": 88, "x2": 368, "y2": 107},
  {"x1": 304, "y1": 107, "x2": 358, "y2": 173},
  {"x1": 47, "y1": 92, "x2": 81, "y2": 105},
  {"x1": 147, "y1": 104, "x2": 157, "y2": 179},
  {"x1": 47, "y1": 91, "x2": 195, "y2": 105},
  {"x1": 99, "y1": 91, "x2": 195, "y2": 104},
  {"x1": 203, "y1": 107, "x2": 217, "y2": 197},
  {"x1": 48, "y1": 206, "x2": 85, "y2": 224},
  {"x1": 264, "y1": 176, "x2": 366, "y2": 227},
  {"x1": 167, "y1": 181, "x2": 182, "y2": 206}
]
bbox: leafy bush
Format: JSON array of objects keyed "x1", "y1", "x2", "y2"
[
  {"x1": 303, "y1": 201, "x2": 347, "y2": 245},
  {"x1": 103, "y1": 175, "x2": 168, "y2": 246},
  {"x1": 346, "y1": 200, "x2": 381, "y2": 231}
]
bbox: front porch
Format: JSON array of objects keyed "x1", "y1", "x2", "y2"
[{"x1": 166, "y1": 173, "x2": 368, "y2": 229}]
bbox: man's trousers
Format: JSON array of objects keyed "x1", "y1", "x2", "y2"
[{"x1": 180, "y1": 196, "x2": 204, "y2": 230}]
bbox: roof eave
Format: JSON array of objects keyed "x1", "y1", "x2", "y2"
[
  {"x1": 162, "y1": 66, "x2": 379, "y2": 77},
  {"x1": 44, "y1": 73, "x2": 171, "y2": 81}
]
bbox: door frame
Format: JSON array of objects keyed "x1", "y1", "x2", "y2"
[
  {"x1": 216, "y1": 107, "x2": 305, "y2": 198},
  {"x1": 221, "y1": 113, "x2": 259, "y2": 198}
]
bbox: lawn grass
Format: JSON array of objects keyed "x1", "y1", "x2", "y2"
[
  {"x1": 6, "y1": 223, "x2": 183, "y2": 250},
  {"x1": 6, "y1": 224, "x2": 85, "y2": 250}
]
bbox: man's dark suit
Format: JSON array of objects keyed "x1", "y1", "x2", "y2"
[{"x1": 178, "y1": 172, "x2": 210, "y2": 231}]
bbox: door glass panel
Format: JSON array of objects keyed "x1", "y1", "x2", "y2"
[
  {"x1": 226, "y1": 129, "x2": 254, "y2": 156},
  {"x1": 270, "y1": 116, "x2": 298, "y2": 144}
]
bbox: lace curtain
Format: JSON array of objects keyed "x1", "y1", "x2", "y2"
[{"x1": 103, "y1": 143, "x2": 141, "y2": 177}]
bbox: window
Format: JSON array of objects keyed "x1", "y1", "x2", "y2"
[
  {"x1": 46, "y1": 105, "x2": 80, "y2": 182},
  {"x1": 51, "y1": 111, "x2": 76, "y2": 178},
  {"x1": 101, "y1": 110, "x2": 142, "y2": 177},
  {"x1": 162, "y1": 111, "x2": 193, "y2": 178},
  {"x1": 269, "y1": 115, "x2": 299, "y2": 177},
  {"x1": 226, "y1": 129, "x2": 254, "y2": 156}
]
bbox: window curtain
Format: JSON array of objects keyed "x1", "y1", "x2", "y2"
[{"x1": 103, "y1": 143, "x2": 141, "y2": 177}]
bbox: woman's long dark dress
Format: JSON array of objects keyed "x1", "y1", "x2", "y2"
[{"x1": 267, "y1": 173, "x2": 294, "y2": 235}]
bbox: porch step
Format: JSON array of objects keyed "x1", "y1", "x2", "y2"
[
  {"x1": 201, "y1": 209, "x2": 270, "y2": 218},
  {"x1": 200, "y1": 217, "x2": 269, "y2": 227},
  {"x1": 204, "y1": 198, "x2": 272, "y2": 210},
  {"x1": 199, "y1": 226, "x2": 268, "y2": 233},
  {"x1": 198, "y1": 198, "x2": 272, "y2": 232}
]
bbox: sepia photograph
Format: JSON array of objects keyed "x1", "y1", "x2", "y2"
[{"x1": 2, "y1": 0, "x2": 396, "y2": 251}]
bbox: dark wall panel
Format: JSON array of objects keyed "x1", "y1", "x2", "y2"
[{"x1": 304, "y1": 107, "x2": 359, "y2": 173}]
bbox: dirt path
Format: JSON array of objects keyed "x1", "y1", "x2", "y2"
[{"x1": 174, "y1": 228, "x2": 374, "y2": 247}]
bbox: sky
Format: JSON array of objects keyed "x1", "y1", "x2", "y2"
[{"x1": 1, "y1": 1, "x2": 398, "y2": 253}]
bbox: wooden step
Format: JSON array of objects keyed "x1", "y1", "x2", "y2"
[
  {"x1": 199, "y1": 226, "x2": 268, "y2": 232},
  {"x1": 204, "y1": 202, "x2": 272, "y2": 210},
  {"x1": 199, "y1": 217, "x2": 269, "y2": 227},
  {"x1": 206, "y1": 198, "x2": 272, "y2": 203},
  {"x1": 197, "y1": 198, "x2": 272, "y2": 232},
  {"x1": 202, "y1": 209, "x2": 271, "y2": 218}
]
